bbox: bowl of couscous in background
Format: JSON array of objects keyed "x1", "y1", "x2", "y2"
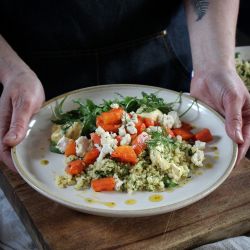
[{"x1": 235, "y1": 46, "x2": 250, "y2": 91}]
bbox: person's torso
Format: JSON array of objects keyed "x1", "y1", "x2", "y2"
[{"x1": 1, "y1": 0, "x2": 181, "y2": 53}]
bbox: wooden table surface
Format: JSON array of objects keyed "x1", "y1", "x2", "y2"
[{"x1": 0, "y1": 158, "x2": 250, "y2": 250}]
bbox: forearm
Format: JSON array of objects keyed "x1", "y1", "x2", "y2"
[
  {"x1": 0, "y1": 35, "x2": 31, "y2": 85},
  {"x1": 184, "y1": 0, "x2": 239, "y2": 72}
]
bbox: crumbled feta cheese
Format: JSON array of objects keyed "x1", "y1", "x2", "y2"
[
  {"x1": 168, "y1": 111, "x2": 182, "y2": 128},
  {"x1": 75, "y1": 136, "x2": 90, "y2": 157},
  {"x1": 110, "y1": 103, "x2": 119, "y2": 109},
  {"x1": 191, "y1": 150, "x2": 205, "y2": 167},
  {"x1": 120, "y1": 134, "x2": 131, "y2": 145},
  {"x1": 97, "y1": 143, "x2": 114, "y2": 162},
  {"x1": 126, "y1": 121, "x2": 137, "y2": 134},
  {"x1": 194, "y1": 140, "x2": 206, "y2": 150},
  {"x1": 146, "y1": 126, "x2": 162, "y2": 133},
  {"x1": 113, "y1": 174, "x2": 124, "y2": 191},
  {"x1": 95, "y1": 129, "x2": 118, "y2": 162},
  {"x1": 110, "y1": 132, "x2": 117, "y2": 138},
  {"x1": 121, "y1": 112, "x2": 131, "y2": 124},
  {"x1": 130, "y1": 112, "x2": 138, "y2": 123},
  {"x1": 118, "y1": 125, "x2": 126, "y2": 137},
  {"x1": 95, "y1": 126, "x2": 105, "y2": 136},
  {"x1": 100, "y1": 132, "x2": 118, "y2": 148},
  {"x1": 158, "y1": 114, "x2": 175, "y2": 128},
  {"x1": 56, "y1": 136, "x2": 70, "y2": 153}
]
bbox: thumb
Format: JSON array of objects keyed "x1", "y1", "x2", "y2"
[
  {"x1": 4, "y1": 98, "x2": 33, "y2": 146},
  {"x1": 224, "y1": 96, "x2": 244, "y2": 144}
]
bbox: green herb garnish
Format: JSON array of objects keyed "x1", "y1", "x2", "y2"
[
  {"x1": 118, "y1": 92, "x2": 182, "y2": 113},
  {"x1": 163, "y1": 176, "x2": 178, "y2": 188},
  {"x1": 146, "y1": 130, "x2": 177, "y2": 151},
  {"x1": 49, "y1": 141, "x2": 62, "y2": 154}
]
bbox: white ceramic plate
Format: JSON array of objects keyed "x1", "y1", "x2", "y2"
[{"x1": 12, "y1": 84, "x2": 237, "y2": 217}]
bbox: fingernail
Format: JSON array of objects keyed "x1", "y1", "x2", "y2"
[
  {"x1": 236, "y1": 129, "x2": 244, "y2": 143},
  {"x1": 5, "y1": 132, "x2": 17, "y2": 141}
]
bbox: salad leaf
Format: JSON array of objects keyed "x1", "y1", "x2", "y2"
[
  {"x1": 73, "y1": 99, "x2": 102, "y2": 135},
  {"x1": 51, "y1": 91, "x2": 184, "y2": 136}
]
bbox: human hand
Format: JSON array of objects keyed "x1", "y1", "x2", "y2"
[
  {"x1": 0, "y1": 70, "x2": 45, "y2": 171},
  {"x1": 190, "y1": 66, "x2": 250, "y2": 165}
]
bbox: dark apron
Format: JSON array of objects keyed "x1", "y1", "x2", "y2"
[{"x1": 0, "y1": 0, "x2": 192, "y2": 99}]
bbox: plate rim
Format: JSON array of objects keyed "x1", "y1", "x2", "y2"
[{"x1": 11, "y1": 84, "x2": 238, "y2": 217}]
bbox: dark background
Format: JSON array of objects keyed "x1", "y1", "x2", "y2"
[
  {"x1": 0, "y1": 1, "x2": 249, "y2": 95},
  {"x1": 236, "y1": 0, "x2": 250, "y2": 46}
]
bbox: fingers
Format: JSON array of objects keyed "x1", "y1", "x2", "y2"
[
  {"x1": 224, "y1": 93, "x2": 244, "y2": 144},
  {"x1": 3, "y1": 95, "x2": 33, "y2": 147},
  {"x1": 0, "y1": 144, "x2": 17, "y2": 172},
  {"x1": 236, "y1": 129, "x2": 250, "y2": 166},
  {"x1": 236, "y1": 104, "x2": 250, "y2": 166},
  {"x1": 0, "y1": 93, "x2": 17, "y2": 172}
]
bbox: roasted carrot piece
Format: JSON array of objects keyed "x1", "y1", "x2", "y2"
[
  {"x1": 132, "y1": 132, "x2": 149, "y2": 155},
  {"x1": 134, "y1": 115, "x2": 146, "y2": 134},
  {"x1": 64, "y1": 139, "x2": 76, "y2": 156},
  {"x1": 165, "y1": 127, "x2": 175, "y2": 138},
  {"x1": 83, "y1": 148, "x2": 100, "y2": 166},
  {"x1": 111, "y1": 145, "x2": 137, "y2": 164},
  {"x1": 172, "y1": 128, "x2": 194, "y2": 140},
  {"x1": 135, "y1": 115, "x2": 143, "y2": 126},
  {"x1": 194, "y1": 128, "x2": 213, "y2": 142},
  {"x1": 130, "y1": 133, "x2": 137, "y2": 141},
  {"x1": 180, "y1": 122, "x2": 193, "y2": 131},
  {"x1": 67, "y1": 159, "x2": 85, "y2": 175},
  {"x1": 134, "y1": 122, "x2": 146, "y2": 135},
  {"x1": 144, "y1": 118, "x2": 155, "y2": 128},
  {"x1": 100, "y1": 123, "x2": 121, "y2": 133},
  {"x1": 91, "y1": 177, "x2": 115, "y2": 192},
  {"x1": 90, "y1": 133, "x2": 101, "y2": 145},
  {"x1": 96, "y1": 115, "x2": 103, "y2": 127},
  {"x1": 101, "y1": 108, "x2": 124, "y2": 125},
  {"x1": 96, "y1": 115, "x2": 120, "y2": 133}
]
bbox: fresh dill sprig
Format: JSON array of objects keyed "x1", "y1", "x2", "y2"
[
  {"x1": 146, "y1": 131, "x2": 176, "y2": 150},
  {"x1": 52, "y1": 96, "x2": 67, "y2": 120},
  {"x1": 179, "y1": 98, "x2": 197, "y2": 118}
]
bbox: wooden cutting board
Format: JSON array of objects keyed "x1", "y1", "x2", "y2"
[{"x1": 0, "y1": 158, "x2": 250, "y2": 250}]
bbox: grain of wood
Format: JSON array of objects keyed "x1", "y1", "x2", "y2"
[{"x1": 0, "y1": 158, "x2": 249, "y2": 250}]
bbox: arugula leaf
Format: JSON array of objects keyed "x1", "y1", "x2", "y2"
[
  {"x1": 50, "y1": 91, "x2": 185, "y2": 137},
  {"x1": 74, "y1": 99, "x2": 102, "y2": 135}
]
